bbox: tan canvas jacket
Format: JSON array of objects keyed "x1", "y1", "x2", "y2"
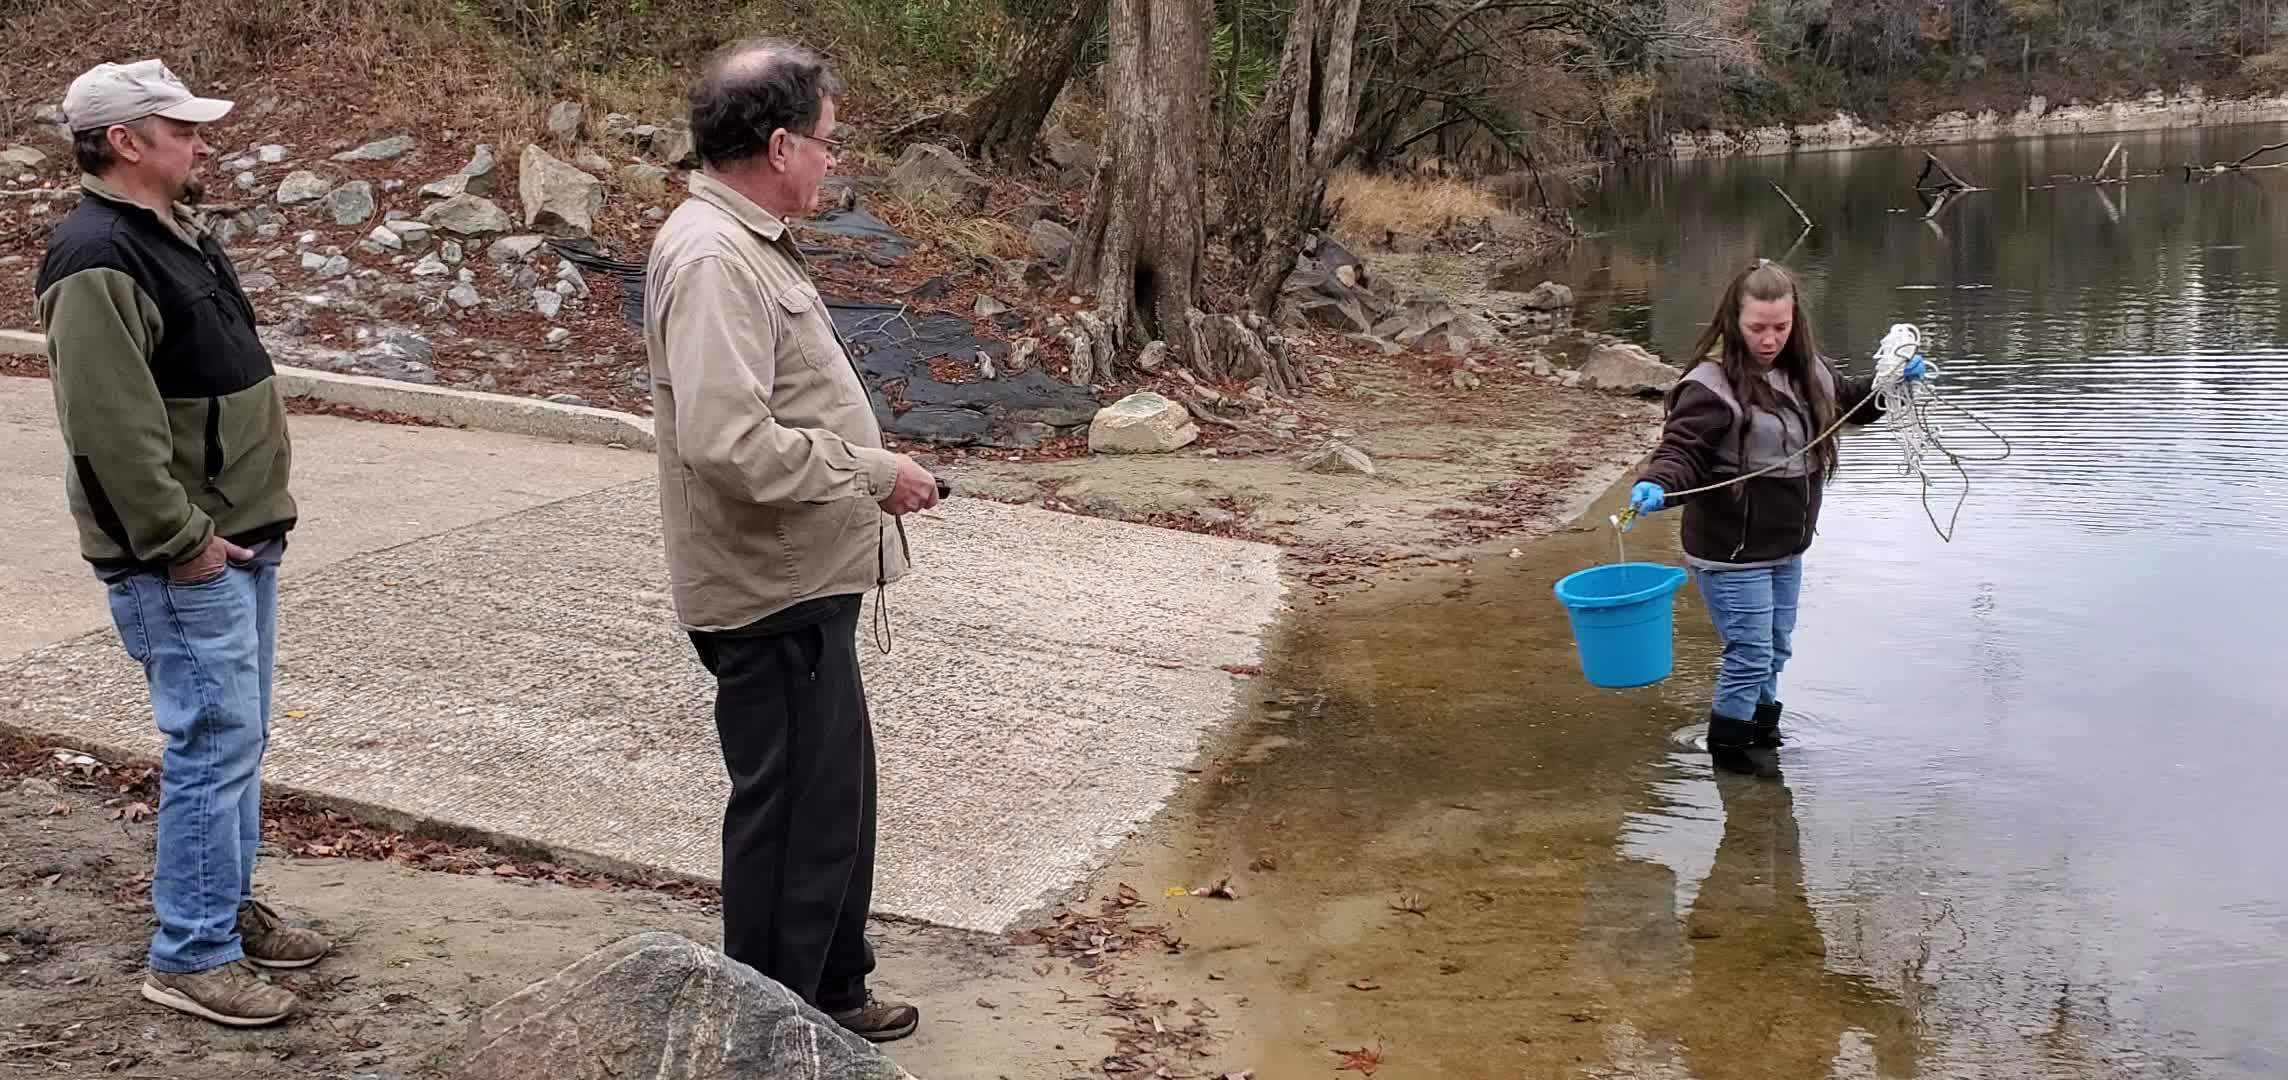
[{"x1": 644, "y1": 171, "x2": 907, "y2": 632}]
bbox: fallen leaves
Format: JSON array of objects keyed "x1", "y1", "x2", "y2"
[
  {"x1": 1390, "y1": 892, "x2": 1431, "y2": 917},
  {"x1": 1335, "y1": 1044, "x2": 1386, "y2": 1075},
  {"x1": 45, "y1": 802, "x2": 70, "y2": 817},
  {"x1": 1247, "y1": 855, "x2": 1279, "y2": 873},
  {"x1": 1346, "y1": 978, "x2": 1382, "y2": 992},
  {"x1": 108, "y1": 802, "x2": 152, "y2": 823}
]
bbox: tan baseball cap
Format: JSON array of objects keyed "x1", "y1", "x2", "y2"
[{"x1": 62, "y1": 59, "x2": 233, "y2": 132}]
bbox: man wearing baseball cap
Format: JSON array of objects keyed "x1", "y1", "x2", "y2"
[{"x1": 37, "y1": 59, "x2": 327, "y2": 1028}]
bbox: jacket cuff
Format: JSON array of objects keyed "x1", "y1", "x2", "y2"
[
  {"x1": 159, "y1": 513, "x2": 218, "y2": 567},
  {"x1": 852, "y1": 448, "x2": 901, "y2": 500}
]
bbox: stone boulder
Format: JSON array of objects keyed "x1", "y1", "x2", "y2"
[
  {"x1": 1088, "y1": 392, "x2": 1200, "y2": 454},
  {"x1": 1282, "y1": 257, "x2": 1391, "y2": 336},
  {"x1": 455, "y1": 933, "x2": 913, "y2": 1080},
  {"x1": 519, "y1": 144, "x2": 606, "y2": 237},
  {"x1": 1508, "y1": 281, "x2": 1575, "y2": 311},
  {"x1": 651, "y1": 124, "x2": 697, "y2": 168},
  {"x1": 619, "y1": 163, "x2": 671, "y2": 193},
  {"x1": 888, "y1": 143, "x2": 991, "y2": 213},
  {"x1": 546, "y1": 100, "x2": 582, "y2": 143},
  {"x1": 1044, "y1": 125, "x2": 1098, "y2": 183},
  {"x1": 1028, "y1": 219, "x2": 1074, "y2": 267},
  {"x1": 1578, "y1": 343, "x2": 1682, "y2": 397},
  {"x1": 420, "y1": 194, "x2": 513, "y2": 236},
  {"x1": 1011, "y1": 195, "x2": 1067, "y2": 232},
  {"x1": 274, "y1": 170, "x2": 331, "y2": 205},
  {"x1": 1300, "y1": 440, "x2": 1376, "y2": 477},
  {"x1": 1, "y1": 145, "x2": 47, "y2": 170},
  {"x1": 420, "y1": 144, "x2": 501, "y2": 201},
  {"x1": 321, "y1": 181, "x2": 376, "y2": 226},
  {"x1": 332, "y1": 134, "x2": 415, "y2": 162},
  {"x1": 1491, "y1": 256, "x2": 1566, "y2": 293},
  {"x1": 29, "y1": 104, "x2": 72, "y2": 147},
  {"x1": 489, "y1": 235, "x2": 547, "y2": 263}
]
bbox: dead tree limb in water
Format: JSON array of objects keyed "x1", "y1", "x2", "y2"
[
  {"x1": 2182, "y1": 140, "x2": 2288, "y2": 180},
  {"x1": 1914, "y1": 152, "x2": 1981, "y2": 195},
  {"x1": 1918, "y1": 185, "x2": 1962, "y2": 222},
  {"x1": 1768, "y1": 180, "x2": 1813, "y2": 230}
]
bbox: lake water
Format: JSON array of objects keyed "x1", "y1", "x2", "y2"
[
  {"x1": 1146, "y1": 123, "x2": 2288, "y2": 1078},
  {"x1": 1556, "y1": 123, "x2": 2288, "y2": 1079}
]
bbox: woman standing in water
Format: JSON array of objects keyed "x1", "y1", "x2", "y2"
[{"x1": 1627, "y1": 261, "x2": 1925, "y2": 770}]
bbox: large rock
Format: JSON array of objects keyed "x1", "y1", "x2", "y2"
[
  {"x1": 332, "y1": 134, "x2": 416, "y2": 162},
  {"x1": 518, "y1": 144, "x2": 605, "y2": 237},
  {"x1": 546, "y1": 100, "x2": 582, "y2": 143},
  {"x1": 274, "y1": 170, "x2": 331, "y2": 205},
  {"x1": 888, "y1": 143, "x2": 991, "y2": 213},
  {"x1": 411, "y1": 145, "x2": 497, "y2": 199},
  {"x1": 1509, "y1": 280, "x2": 1575, "y2": 311},
  {"x1": 1089, "y1": 392, "x2": 1200, "y2": 454},
  {"x1": 321, "y1": 181, "x2": 376, "y2": 225},
  {"x1": 29, "y1": 104, "x2": 72, "y2": 147},
  {"x1": 421, "y1": 194, "x2": 513, "y2": 236},
  {"x1": 1, "y1": 145, "x2": 47, "y2": 170},
  {"x1": 1578, "y1": 343, "x2": 1683, "y2": 397},
  {"x1": 489, "y1": 234, "x2": 548, "y2": 263},
  {"x1": 1491, "y1": 256, "x2": 1566, "y2": 293},
  {"x1": 1028, "y1": 219, "x2": 1074, "y2": 266},
  {"x1": 619, "y1": 163, "x2": 671, "y2": 192},
  {"x1": 1300, "y1": 440, "x2": 1377, "y2": 477},
  {"x1": 461, "y1": 144, "x2": 499, "y2": 196},
  {"x1": 455, "y1": 932, "x2": 914, "y2": 1080},
  {"x1": 651, "y1": 124, "x2": 697, "y2": 168},
  {"x1": 1043, "y1": 125, "x2": 1097, "y2": 182}
]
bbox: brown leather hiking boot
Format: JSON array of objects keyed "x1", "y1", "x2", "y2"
[
  {"x1": 237, "y1": 900, "x2": 331, "y2": 970},
  {"x1": 142, "y1": 960, "x2": 297, "y2": 1027},
  {"x1": 829, "y1": 994, "x2": 920, "y2": 1043}
]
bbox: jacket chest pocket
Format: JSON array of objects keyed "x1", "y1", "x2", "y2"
[
  {"x1": 772, "y1": 283, "x2": 867, "y2": 408},
  {"x1": 774, "y1": 284, "x2": 844, "y2": 373}
]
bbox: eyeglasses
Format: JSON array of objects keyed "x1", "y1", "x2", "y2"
[{"x1": 788, "y1": 129, "x2": 848, "y2": 152}]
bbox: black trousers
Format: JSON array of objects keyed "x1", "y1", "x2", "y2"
[{"x1": 689, "y1": 594, "x2": 876, "y2": 1012}]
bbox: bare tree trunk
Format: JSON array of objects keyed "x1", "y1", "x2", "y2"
[
  {"x1": 1224, "y1": 0, "x2": 1366, "y2": 318},
  {"x1": 1069, "y1": 0, "x2": 1211, "y2": 374},
  {"x1": 962, "y1": 0, "x2": 1107, "y2": 165}
]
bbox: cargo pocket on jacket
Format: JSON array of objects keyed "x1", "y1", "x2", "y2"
[{"x1": 775, "y1": 284, "x2": 835, "y2": 373}]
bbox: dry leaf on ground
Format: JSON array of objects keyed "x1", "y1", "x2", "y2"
[{"x1": 1335, "y1": 1044, "x2": 1385, "y2": 1075}]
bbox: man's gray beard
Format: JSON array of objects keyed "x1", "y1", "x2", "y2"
[{"x1": 180, "y1": 176, "x2": 205, "y2": 206}]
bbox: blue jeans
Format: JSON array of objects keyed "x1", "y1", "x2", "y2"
[
  {"x1": 1693, "y1": 558, "x2": 1802, "y2": 722},
  {"x1": 104, "y1": 561, "x2": 278, "y2": 973}
]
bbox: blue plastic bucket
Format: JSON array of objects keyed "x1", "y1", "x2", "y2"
[{"x1": 1552, "y1": 562, "x2": 1691, "y2": 689}]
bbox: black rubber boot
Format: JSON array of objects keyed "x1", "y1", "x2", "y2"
[
  {"x1": 1751, "y1": 700, "x2": 1785, "y2": 749},
  {"x1": 1706, "y1": 711, "x2": 1761, "y2": 776}
]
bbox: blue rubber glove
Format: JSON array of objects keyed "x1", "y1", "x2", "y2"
[
  {"x1": 1630, "y1": 481, "x2": 1665, "y2": 516},
  {"x1": 1901, "y1": 354, "x2": 1929, "y2": 381}
]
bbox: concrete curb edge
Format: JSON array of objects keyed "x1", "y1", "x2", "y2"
[
  {"x1": 274, "y1": 366, "x2": 656, "y2": 452},
  {"x1": 3, "y1": 328, "x2": 656, "y2": 452},
  {"x1": 3, "y1": 717, "x2": 713, "y2": 895}
]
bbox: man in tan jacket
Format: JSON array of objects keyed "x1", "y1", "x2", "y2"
[{"x1": 644, "y1": 37, "x2": 938, "y2": 1043}]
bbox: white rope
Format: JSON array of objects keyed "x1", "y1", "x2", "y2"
[
  {"x1": 1614, "y1": 322, "x2": 2011, "y2": 542},
  {"x1": 1866, "y1": 322, "x2": 2012, "y2": 541}
]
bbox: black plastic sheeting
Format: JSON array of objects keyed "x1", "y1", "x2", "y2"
[
  {"x1": 547, "y1": 231, "x2": 1098, "y2": 449},
  {"x1": 830, "y1": 300, "x2": 1099, "y2": 448}
]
